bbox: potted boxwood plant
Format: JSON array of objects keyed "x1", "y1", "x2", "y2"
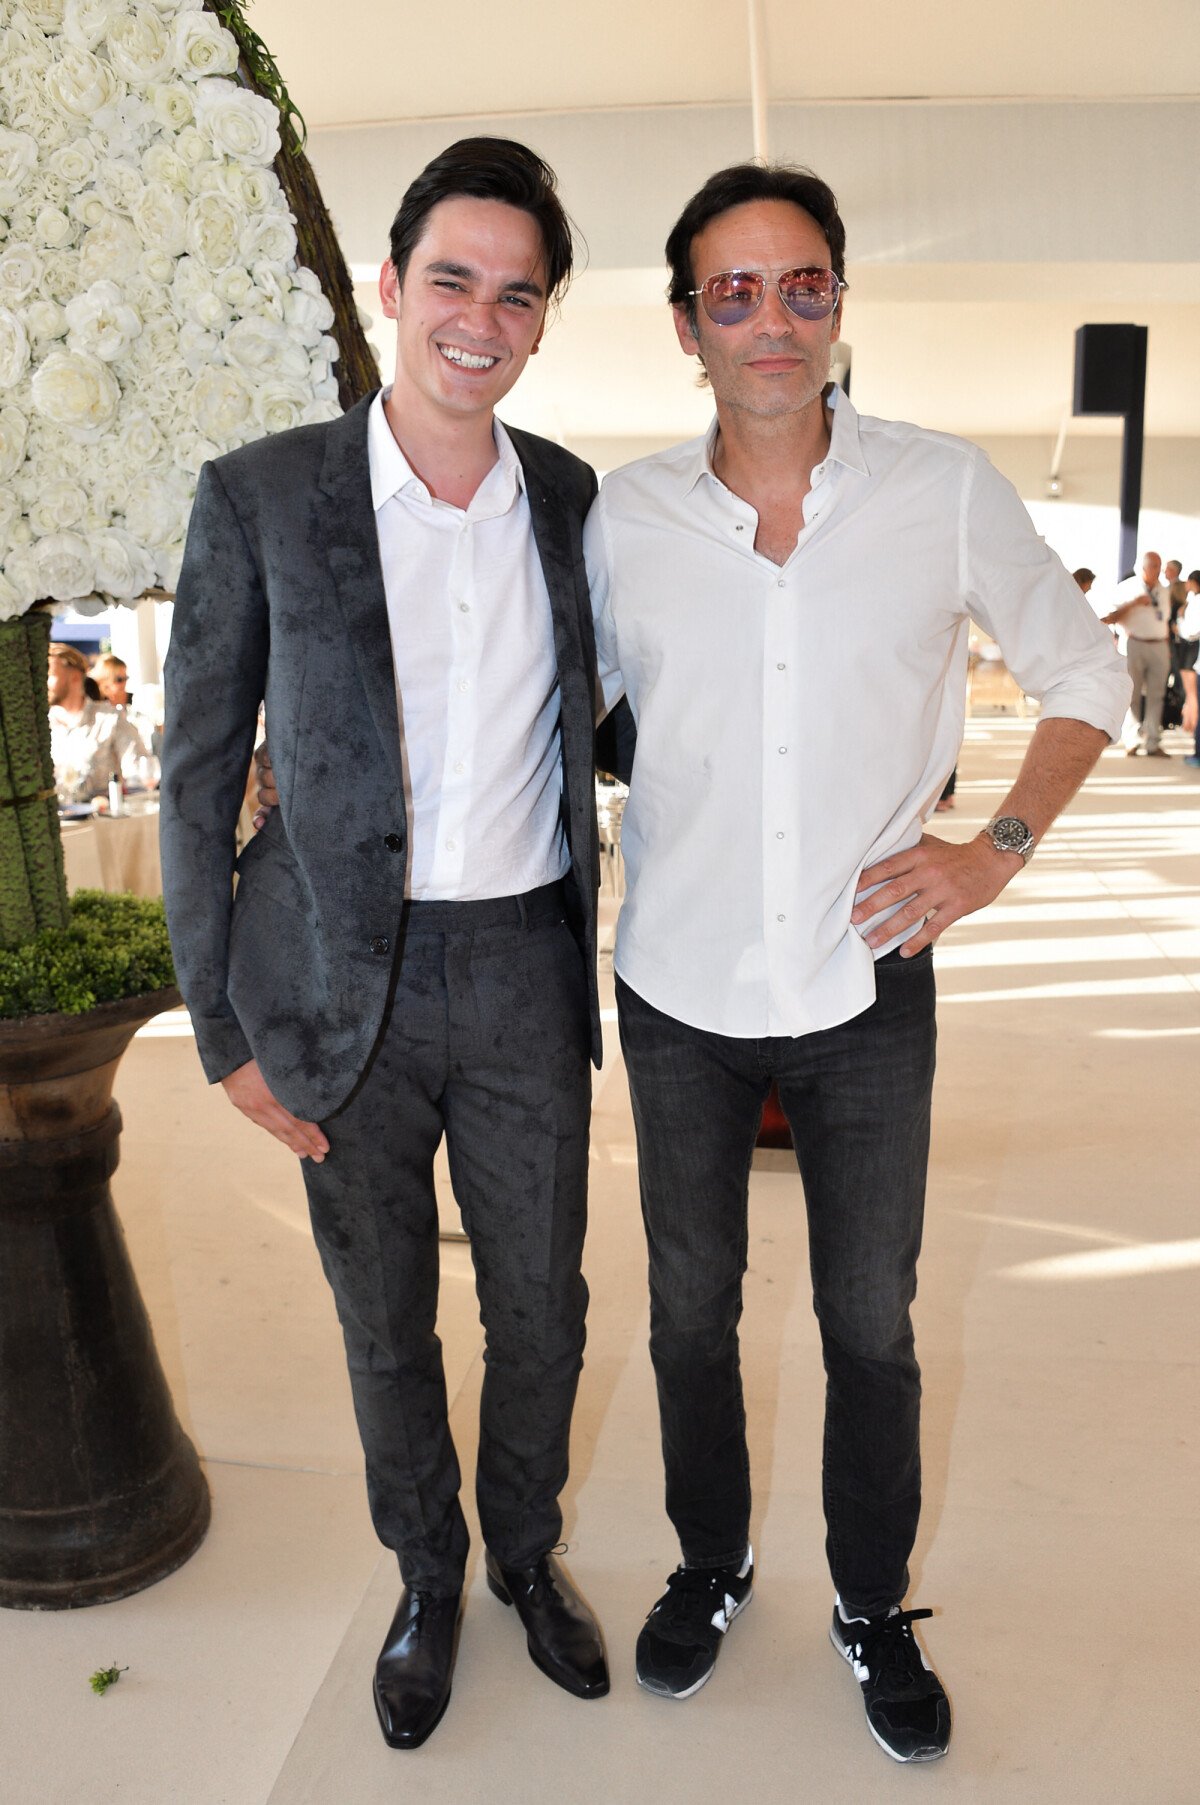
[{"x1": 0, "y1": 0, "x2": 375, "y2": 1607}]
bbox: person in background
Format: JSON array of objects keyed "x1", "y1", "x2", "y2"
[
  {"x1": 1072, "y1": 567, "x2": 1095, "y2": 595},
  {"x1": 1178, "y1": 570, "x2": 1200, "y2": 767},
  {"x1": 90, "y1": 652, "x2": 132, "y2": 708},
  {"x1": 48, "y1": 642, "x2": 156, "y2": 803},
  {"x1": 1101, "y1": 550, "x2": 1173, "y2": 756},
  {"x1": 1163, "y1": 559, "x2": 1189, "y2": 628}
]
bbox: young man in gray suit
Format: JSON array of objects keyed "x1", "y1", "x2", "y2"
[{"x1": 160, "y1": 139, "x2": 610, "y2": 1750}]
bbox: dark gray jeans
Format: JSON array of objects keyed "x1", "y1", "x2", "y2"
[
  {"x1": 617, "y1": 947, "x2": 936, "y2": 1617},
  {"x1": 303, "y1": 881, "x2": 592, "y2": 1596}
]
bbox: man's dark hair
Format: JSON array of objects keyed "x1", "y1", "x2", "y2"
[
  {"x1": 389, "y1": 137, "x2": 575, "y2": 304},
  {"x1": 1073, "y1": 567, "x2": 1095, "y2": 587},
  {"x1": 665, "y1": 162, "x2": 847, "y2": 323}
]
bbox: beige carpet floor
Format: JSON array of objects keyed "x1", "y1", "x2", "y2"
[{"x1": 4, "y1": 716, "x2": 1197, "y2": 1804}]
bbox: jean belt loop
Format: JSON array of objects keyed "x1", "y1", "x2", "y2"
[{"x1": 516, "y1": 891, "x2": 529, "y2": 930}]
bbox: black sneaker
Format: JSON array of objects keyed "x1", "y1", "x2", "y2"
[
  {"x1": 635, "y1": 1552, "x2": 753, "y2": 1698},
  {"x1": 829, "y1": 1601, "x2": 951, "y2": 1762}
]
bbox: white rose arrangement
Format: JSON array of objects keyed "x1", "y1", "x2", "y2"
[{"x1": 0, "y1": 0, "x2": 341, "y2": 619}]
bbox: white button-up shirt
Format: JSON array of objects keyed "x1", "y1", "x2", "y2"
[
  {"x1": 368, "y1": 390, "x2": 567, "y2": 900},
  {"x1": 1110, "y1": 574, "x2": 1171, "y2": 642},
  {"x1": 586, "y1": 387, "x2": 1130, "y2": 1039},
  {"x1": 50, "y1": 698, "x2": 155, "y2": 803}
]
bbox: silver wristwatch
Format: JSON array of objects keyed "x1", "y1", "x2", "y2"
[{"x1": 982, "y1": 815, "x2": 1035, "y2": 864}]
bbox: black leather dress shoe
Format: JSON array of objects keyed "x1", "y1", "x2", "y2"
[
  {"x1": 373, "y1": 1588, "x2": 463, "y2": 1750},
  {"x1": 485, "y1": 1550, "x2": 609, "y2": 1698}
]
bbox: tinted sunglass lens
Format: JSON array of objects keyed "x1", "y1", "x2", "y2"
[
  {"x1": 779, "y1": 270, "x2": 838, "y2": 320},
  {"x1": 702, "y1": 271, "x2": 765, "y2": 324}
]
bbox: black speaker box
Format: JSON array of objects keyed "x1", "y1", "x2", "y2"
[{"x1": 1073, "y1": 324, "x2": 1147, "y2": 416}]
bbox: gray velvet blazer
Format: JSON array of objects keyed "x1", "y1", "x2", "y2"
[{"x1": 160, "y1": 391, "x2": 603, "y2": 1121}]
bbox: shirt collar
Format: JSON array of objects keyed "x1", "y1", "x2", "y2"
[
  {"x1": 367, "y1": 387, "x2": 524, "y2": 514},
  {"x1": 683, "y1": 380, "x2": 869, "y2": 497}
]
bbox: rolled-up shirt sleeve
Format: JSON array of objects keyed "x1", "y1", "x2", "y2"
[{"x1": 962, "y1": 451, "x2": 1131, "y2": 740}]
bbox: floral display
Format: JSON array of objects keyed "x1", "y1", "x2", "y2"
[{"x1": 0, "y1": 0, "x2": 341, "y2": 620}]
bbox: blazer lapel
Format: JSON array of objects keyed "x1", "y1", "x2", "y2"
[
  {"x1": 315, "y1": 392, "x2": 406, "y2": 798},
  {"x1": 509, "y1": 430, "x2": 595, "y2": 760}
]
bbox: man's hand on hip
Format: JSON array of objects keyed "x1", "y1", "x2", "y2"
[
  {"x1": 251, "y1": 741, "x2": 279, "y2": 831},
  {"x1": 220, "y1": 1058, "x2": 329, "y2": 1162},
  {"x1": 853, "y1": 833, "x2": 1023, "y2": 958}
]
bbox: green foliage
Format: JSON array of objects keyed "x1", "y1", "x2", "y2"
[
  {"x1": 0, "y1": 892, "x2": 176, "y2": 1021},
  {"x1": 89, "y1": 1663, "x2": 127, "y2": 1696}
]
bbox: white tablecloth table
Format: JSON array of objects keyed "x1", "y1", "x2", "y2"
[{"x1": 59, "y1": 802, "x2": 162, "y2": 898}]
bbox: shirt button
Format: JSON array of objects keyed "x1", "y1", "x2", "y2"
[
  {"x1": 453, "y1": 761, "x2": 465, "y2": 774},
  {"x1": 458, "y1": 602, "x2": 469, "y2": 612},
  {"x1": 458, "y1": 680, "x2": 469, "y2": 692},
  {"x1": 383, "y1": 833, "x2": 402, "y2": 852},
  {"x1": 445, "y1": 838, "x2": 456, "y2": 851},
  {"x1": 777, "y1": 914, "x2": 786, "y2": 922},
  {"x1": 777, "y1": 579, "x2": 786, "y2": 588},
  {"x1": 777, "y1": 662, "x2": 786, "y2": 671},
  {"x1": 735, "y1": 524, "x2": 744, "y2": 532},
  {"x1": 776, "y1": 831, "x2": 785, "y2": 840},
  {"x1": 370, "y1": 936, "x2": 390, "y2": 955},
  {"x1": 778, "y1": 746, "x2": 787, "y2": 754}
]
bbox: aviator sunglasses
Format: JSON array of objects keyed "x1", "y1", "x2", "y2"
[{"x1": 688, "y1": 266, "x2": 846, "y2": 327}]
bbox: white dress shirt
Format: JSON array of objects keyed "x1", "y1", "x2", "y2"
[
  {"x1": 367, "y1": 390, "x2": 567, "y2": 900},
  {"x1": 1110, "y1": 574, "x2": 1171, "y2": 641},
  {"x1": 50, "y1": 698, "x2": 155, "y2": 803},
  {"x1": 586, "y1": 386, "x2": 1130, "y2": 1039}
]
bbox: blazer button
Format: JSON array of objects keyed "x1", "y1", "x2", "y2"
[
  {"x1": 383, "y1": 833, "x2": 402, "y2": 852},
  {"x1": 370, "y1": 936, "x2": 390, "y2": 955}
]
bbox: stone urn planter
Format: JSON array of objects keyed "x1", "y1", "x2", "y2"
[{"x1": 0, "y1": 988, "x2": 211, "y2": 1609}]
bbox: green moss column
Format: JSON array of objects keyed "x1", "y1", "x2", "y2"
[{"x1": 0, "y1": 614, "x2": 69, "y2": 953}]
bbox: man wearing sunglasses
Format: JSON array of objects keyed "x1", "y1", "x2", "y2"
[{"x1": 585, "y1": 162, "x2": 1129, "y2": 1762}]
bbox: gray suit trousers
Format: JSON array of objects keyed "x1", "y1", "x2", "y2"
[{"x1": 302, "y1": 881, "x2": 592, "y2": 1595}]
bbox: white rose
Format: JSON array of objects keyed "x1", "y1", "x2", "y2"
[
  {"x1": 95, "y1": 157, "x2": 146, "y2": 216},
  {"x1": 0, "y1": 308, "x2": 31, "y2": 389},
  {"x1": 239, "y1": 213, "x2": 297, "y2": 269},
  {"x1": 1, "y1": 546, "x2": 42, "y2": 611},
  {"x1": 249, "y1": 262, "x2": 288, "y2": 320},
  {"x1": 33, "y1": 531, "x2": 94, "y2": 602},
  {"x1": 222, "y1": 314, "x2": 311, "y2": 383},
  {"x1": 192, "y1": 289, "x2": 229, "y2": 332},
  {"x1": 31, "y1": 348, "x2": 121, "y2": 440},
  {"x1": 122, "y1": 272, "x2": 169, "y2": 321},
  {"x1": 169, "y1": 429, "x2": 219, "y2": 476},
  {"x1": 0, "y1": 128, "x2": 39, "y2": 211},
  {"x1": 35, "y1": 206, "x2": 76, "y2": 251},
  {"x1": 185, "y1": 192, "x2": 240, "y2": 273},
  {"x1": 0, "y1": 406, "x2": 30, "y2": 481},
  {"x1": 147, "y1": 81, "x2": 194, "y2": 131},
  {"x1": 139, "y1": 313, "x2": 179, "y2": 365},
  {"x1": 0, "y1": 244, "x2": 44, "y2": 305},
  {"x1": 138, "y1": 247, "x2": 176, "y2": 286},
  {"x1": 116, "y1": 406, "x2": 163, "y2": 467},
  {"x1": 22, "y1": 299, "x2": 68, "y2": 341},
  {"x1": 194, "y1": 79, "x2": 280, "y2": 165},
  {"x1": 69, "y1": 190, "x2": 111, "y2": 231},
  {"x1": 173, "y1": 13, "x2": 238, "y2": 80},
  {"x1": 41, "y1": 250, "x2": 83, "y2": 304},
  {"x1": 156, "y1": 540, "x2": 184, "y2": 591},
  {"x1": 79, "y1": 211, "x2": 142, "y2": 283},
  {"x1": 224, "y1": 165, "x2": 282, "y2": 214},
  {"x1": 252, "y1": 380, "x2": 312, "y2": 436},
  {"x1": 174, "y1": 126, "x2": 209, "y2": 167},
  {"x1": 130, "y1": 180, "x2": 188, "y2": 255},
  {"x1": 213, "y1": 265, "x2": 253, "y2": 309},
  {"x1": 92, "y1": 89, "x2": 155, "y2": 164},
  {"x1": 28, "y1": 479, "x2": 89, "y2": 536},
  {"x1": 106, "y1": 9, "x2": 173, "y2": 86},
  {"x1": 0, "y1": 486, "x2": 20, "y2": 546},
  {"x1": 0, "y1": 570, "x2": 25, "y2": 623},
  {"x1": 144, "y1": 0, "x2": 202, "y2": 12},
  {"x1": 89, "y1": 526, "x2": 155, "y2": 599},
  {"x1": 123, "y1": 471, "x2": 181, "y2": 543},
  {"x1": 189, "y1": 364, "x2": 252, "y2": 441},
  {"x1": 302, "y1": 398, "x2": 342, "y2": 426},
  {"x1": 142, "y1": 141, "x2": 190, "y2": 191},
  {"x1": 177, "y1": 320, "x2": 218, "y2": 373},
  {"x1": 80, "y1": 470, "x2": 130, "y2": 527},
  {"x1": 284, "y1": 281, "x2": 336, "y2": 342},
  {"x1": 48, "y1": 138, "x2": 98, "y2": 190},
  {"x1": 47, "y1": 46, "x2": 121, "y2": 122},
  {"x1": 62, "y1": 0, "x2": 121, "y2": 52},
  {"x1": 64, "y1": 279, "x2": 142, "y2": 361}
]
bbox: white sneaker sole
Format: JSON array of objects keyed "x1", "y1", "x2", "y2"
[
  {"x1": 828, "y1": 1620, "x2": 948, "y2": 1764},
  {"x1": 637, "y1": 1586, "x2": 754, "y2": 1700}
]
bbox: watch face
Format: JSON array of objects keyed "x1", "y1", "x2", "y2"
[{"x1": 991, "y1": 816, "x2": 1032, "y2": 855}]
